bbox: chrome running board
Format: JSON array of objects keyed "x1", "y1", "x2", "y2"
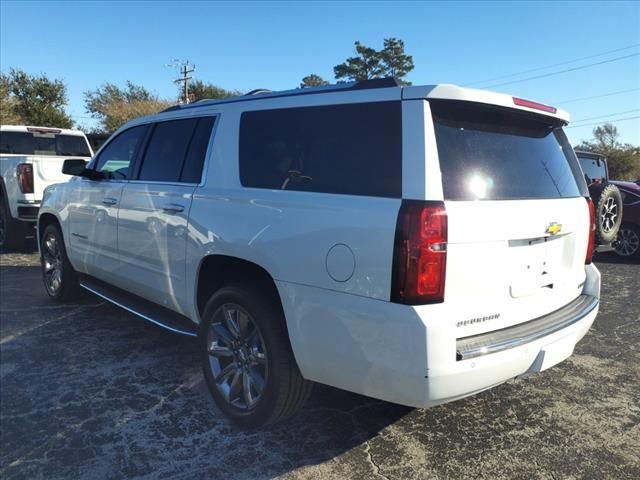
[{"x1": 79, "y1": 276, "x2": 197, "y2": 337}]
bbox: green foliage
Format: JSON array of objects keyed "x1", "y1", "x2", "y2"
[
  {"x1": 333, "y1": 38, "x2": 414, "y2": 83},
  {"x1": 300, "y1": 74, "x2": 329, "y2": 88},
  {"x1": 1, "y1": 69, "x2": 73, "y2": 128},
  {"x1": 575, "y1": 123, "x2": 640, "y2": 180},
  {"x1": 186, "y1": 80, "x2": 241, "y2": 103},
  {"x1": 85, "y1": 81, "x2": 171, "y2": 133}
]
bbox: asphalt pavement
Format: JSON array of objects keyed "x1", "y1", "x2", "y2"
[{"x1": 1, "y1": 250, "x2": 638, "y2": 480}]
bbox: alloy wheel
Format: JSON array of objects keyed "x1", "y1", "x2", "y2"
[
  {"x1": 42, "y1": 233, "x2": 63, "y2": 295},
  {"x1": 206, "y1": 303, "x2": 268, "y2": 410},
  {"x1": 615, "y1": 227, "x2": 640, "y2": 257},
  {"x1": 600, "y1": 197, "x2": 618, "y2": 233}
]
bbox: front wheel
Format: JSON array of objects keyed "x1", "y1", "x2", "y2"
[
  {"x1": 200, "y1": 284, "x2": 312, "y2": 428},
  {"x1": 614, "y1": 224, "x2": 640, "y2": 259},
  {"x1": 40, "y1": 223, "x2": 82, "y2": 301}
]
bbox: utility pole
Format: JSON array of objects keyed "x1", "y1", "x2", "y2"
[{"x1": 174, "y1": 61, "x2": 195, "y2": 104}]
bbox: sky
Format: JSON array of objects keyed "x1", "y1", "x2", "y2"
[{"x1": 1, "y1": 0, "x2": 639, "y2": 145}]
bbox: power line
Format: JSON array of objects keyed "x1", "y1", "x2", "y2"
[
  {"x1": 463, "y1": 43, "x2": 640, "y2": 86},
  {"x1": 571, "y1": 109, "x2": 640, "y2": 124},
  {"x1": 553, "y1": 87, "x2": 640, "y2": 105},
  {"x1": 566, "y1": 115, "x2": 640, "y2": 128},
  {"x1": 480, "y1": 53, "x2": 640, "y2": 89}
]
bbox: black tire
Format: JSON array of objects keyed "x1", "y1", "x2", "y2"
[
  {"x1": 200, "y1": 283, "x2": 313, "y2": 428},
  {"x1": 0, "y1": 194, "x2": 24, "y2": 251},
  {"x1": 40, "y1": 223, "x2": 82, "y2": 302},
  {"x1": 614, "y1": 223, "x2": 640, "y2": 259},
  {"x1": 595, "y1": 184, "x2": 623, "y2": 245}
]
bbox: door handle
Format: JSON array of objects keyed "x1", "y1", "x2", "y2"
[
  {"x1": 162, "y1": 203, "x2": 185, "y2": 213},
  {"x1": 102, "y1": 197, "x2": 117, "y2": 206}
]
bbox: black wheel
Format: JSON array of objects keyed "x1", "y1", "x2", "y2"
[
  {"x1": 200, "y1": 284, "x2": 313, "y2": 428},
  {"x1": 0, "y1": 194, "x2": 23, "y2": 251},
  {"x1": 595, "y1": 184, "x2": 623, "y2": 245},
  {"x1": 40, "y1": 223, "x2": 82, "y2": 302},
  {"x1": 614, "y1": 224, "x2": 640, "y2": 259}
]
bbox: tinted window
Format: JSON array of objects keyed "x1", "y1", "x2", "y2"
[
  {"x1": 577, "y1": 156, "x2": 607, "y2": 184},
  {"x1": 239, "y1": 102, "x2": 402, "y2": 198},
  {"x1": 94, "y1": 125, "x2": 147, "y2": 180},
  {"x1": 0, "y1": 131, "x2": 91, "y2": 156},
  {"x1": 181, "y1": 117, "x2": 215, "y2": 183},
  {"x1": 432, "y1": 101, "x2": 585, "y2": 200},
  {"x1": 139, "y1": 119, "x2": 198, "y2": 182}
]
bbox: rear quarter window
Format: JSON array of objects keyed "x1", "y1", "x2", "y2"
[
  {"x1": 431, "y1": 101, "x2": 585, "y2": 201},
  {"x1": 239, "y1": 101, "x2": 402, "y2": 198}
]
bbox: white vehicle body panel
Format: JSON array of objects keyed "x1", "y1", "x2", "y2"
[
  {"x1": 39, "y1": 82, "x2": 600, "y2": 410},
  {"x1": 1, "y1": 125, "x2": 92, "y2": 221}
]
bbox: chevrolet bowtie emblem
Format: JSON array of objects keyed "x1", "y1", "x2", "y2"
[{"x1": 546, "y1": 222, "x2": 562, "y2": 235}]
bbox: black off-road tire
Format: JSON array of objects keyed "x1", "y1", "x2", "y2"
[
  {"x1": 0, "y1": 194, "x2": 25, "y2": 251},
  {"x1": 595, "y1": 183, "x2": 623, "y2": 245},
  {"x1": 40, "y1": 223, "x2": 82, "y2": 302},
  {"x1": 200, "y1": 283, "x2": 313, "y2": 428}
]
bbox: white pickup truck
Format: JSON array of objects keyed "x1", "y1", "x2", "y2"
[{"x1": 0, "y1": 125, "x2": 93, "y2": 249}]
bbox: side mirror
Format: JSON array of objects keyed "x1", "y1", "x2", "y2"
[{"x1": 62, "y1": 159, "x2": 103, "y2": 180}]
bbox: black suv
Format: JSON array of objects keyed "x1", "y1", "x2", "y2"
[{"x1": 576, "y1": 151, "x2": 623, "y2": 247}]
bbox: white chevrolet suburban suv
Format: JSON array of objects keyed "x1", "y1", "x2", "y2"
[
  {"x1": 0, "y1": 125, "x2": 92, "y2": 249},
  {"x1": 38, "y1": 78, "x2": 601, "y2": 428}
]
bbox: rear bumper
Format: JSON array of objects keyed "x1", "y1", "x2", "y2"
[{"x1": 278, "y1": 264, "x2": 601, "y2": 409}]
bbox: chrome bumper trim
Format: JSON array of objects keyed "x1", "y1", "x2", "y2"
[{"x1": 456, "y1": 294, "x2": 598, "y2": 361}]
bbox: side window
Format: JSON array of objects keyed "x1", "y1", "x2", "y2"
[
  {"x1": 138, "y1": 118, "x2": 198, "y2": 182},
  {"x1": 94, "y1": 125, "x2": 147, "y2": 180},
  {"x1": 239, "y1": 102, "x2": 402, "y2": 198},
  {"x1": 181, "y1": 116, "x2": 215, "y2": 183}
]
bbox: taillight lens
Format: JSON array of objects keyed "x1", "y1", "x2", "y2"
[
  {"x1": 585, "y1": 197, "x2": 596, "y2": 264},
  {"x1": 17, "y1": 163, "x2": 34, "y2": 194},
  {"x1": 391, "y1": 200, "x2": 447, "y2": 304}
]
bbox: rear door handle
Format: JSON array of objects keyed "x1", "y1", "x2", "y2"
[
  {"x1": 102, "y1": 197, "x2": 117, "y2": 206},
  {"x1": 162, "y1": 203, "x2": 185, "y2": 213}
]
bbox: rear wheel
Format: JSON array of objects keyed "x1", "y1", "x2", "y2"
[
  {"x1": 0, "y1": 195, "x2": 24, "y2": 251},
  {"x1": 40, "y1": 223, "x2": 82, "y2": 301},
  {"x1": 614, "y1": 224, "x2": 640, "y2": 259},
  {"x1": 595, "y1": 184, "x2": 623, "y2": 245},
  {"x1": 200, "y1": 284, "x2": 312, "y2": 428}
]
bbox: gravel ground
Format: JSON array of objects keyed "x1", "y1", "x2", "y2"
[{"x1": 1, "y1": 250, "x2": 639, "y2": 480}]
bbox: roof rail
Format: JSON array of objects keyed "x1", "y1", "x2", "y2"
[
  {"x1": 160, "y1": 77, "x2": 402, "y2": 112},
  {"x1": 245, "y1": 89, "x2": 273, "y2": 96}
]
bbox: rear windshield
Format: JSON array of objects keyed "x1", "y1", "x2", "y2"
[
  {"x1": 0, "y1": 131, "x2": 91, "y2": 157},
  {"x1": 577, "y1": 156, "x2": 607, "y2": 184},
  {"x1": 431, "y1": 101, "x2": 586, "y2": 200}
]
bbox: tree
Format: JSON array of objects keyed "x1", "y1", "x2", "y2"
[
  {"x1": 575, "y1": 123, "x2": 640, "y2": 180},
  {"x1": 379, "y1": 38, "x2": 414, "y2": 84},
  {"x1": 1, "y1": 69, "x2": 73, "y2": 127},
  {"x1": 85, "y1": 81, "x2": 172, "y2": 133},
  {"x1": 186, "y1": 80, "x2": 241, "y2": 103},
  {"x1": 334, "y1": 41, "x2": 384, "y2": 82},
  {"x1": 333, "y1": 38, "x2": 414, "y2": 83},
  {"x1": 300, "y1": 74, "x2": 329, "y2": 88}
]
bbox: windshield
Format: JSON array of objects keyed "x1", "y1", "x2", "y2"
[
  {"x1": 431, "y1": 101, "x2": 587, "y2": 200},
  {"x1": 0, "y1": 131, "x2": 91, "y2": 157}
]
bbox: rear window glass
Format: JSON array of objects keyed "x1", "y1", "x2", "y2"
[
  {"x1": 0, "y1": 131, "x2": 91, "y2": 157},
  {"x1": 431, "y1": 101, "x2": 585, "y2": 200},
  {"x1": 577, "y1": 156, "x2": 607, "y2": 184},
  {"x1": 239, "y1": 102, "x2": 402, "y2": 198}
]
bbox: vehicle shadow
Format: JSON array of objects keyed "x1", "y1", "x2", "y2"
[
  {"x1": 594, "y1": 251, "x2": 640, "y2": 265},
  {"x1": 0, "y1": 263, "x2": 412, "y2": 479}
]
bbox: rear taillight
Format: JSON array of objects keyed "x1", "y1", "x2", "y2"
[
  {"x1": 585, "y1": 197, "x2": 596, "y2": 264},
  {"x1": 391, "y1": 200, "x2": 447, "y2": 305},
  {"x1": 17, "y1": 163, "x2": 34, "y2": 194}
]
